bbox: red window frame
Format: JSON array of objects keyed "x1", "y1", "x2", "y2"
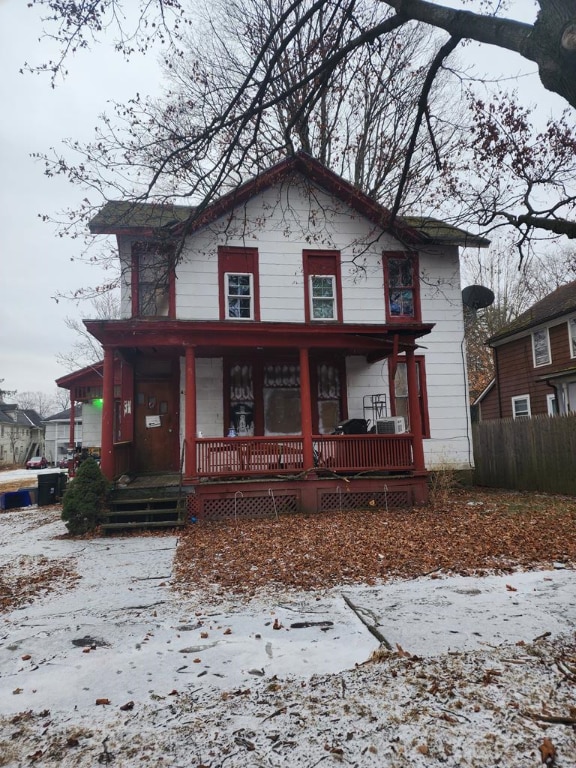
[
  {"x1": 389, "y1": 355, "x2": 430, "y2": 438},
  {"x1": 131, "y1": 241, "x2": 176, "y2": 318},
  {"x1": 218, "y1": 246, "x2": 260, "y2": 321},
  {"x1": 383, "y1": 251, "x2": 421, "y2": 323},
  {"x1": 303, "y1": 250, "x2": 343, "y2": 323}
]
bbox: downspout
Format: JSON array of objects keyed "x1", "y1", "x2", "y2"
[{"x1": 494, "y1": 346, "x2": 503, "y2": 418}]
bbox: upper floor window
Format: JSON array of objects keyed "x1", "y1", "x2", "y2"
[
  {"x1": 303, "y1": 251, "x2": 342, "y2": 322},
  {"x1": 218, "y1": 246, "x2": 260, "y2": 321},
  {"x1": 532, "y1": 328, "x2": 551, "y2": 367},
  {"x1": 512, "y1": 394, "x2": 531, "y2": 418},
  {"x1": 131, "y1": 241, "x2": 175, "y2": 318},
  {"x1": 310, "y1": 275, "x2": 336, "y2": 319},
  {"x1": 225, "y1": 273, "x2": 254, "y2": 319},
  {"x1": 383, "y1": 251, "x2": 420, "y2": 322},
  {"x1": 569, "y1": 317, "x2": 576, "y2": 358}
]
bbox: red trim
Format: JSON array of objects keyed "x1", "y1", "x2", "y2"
[
  {"x1": 84, "y1": 319, "x2": 433, "y2": 354},
  {"x1": 383, "y1": 251, "x2": 421, "y2": 324},
  {"x1": 218, "y1": 246, "x2": 260, "y2": 321},
  {"x1": 389, "y1": 354, "x2": 430, "y2": 438},
  {"x1": 185, "y1": 347, "x2": 197, "y2": 477},
  {"x1": 101, "y1": 348, "x2": 115, "y2": 479},
  {"x1": 91, "y1": 155, "x2": 427, "y2": 247},
  {"x1": 406, "y1": 349, "x2": 426, "y2": 471},
  {"x1": 303, "y1": 250, "x2": 343, "y2": 323},
  {"x1": 173, "y1": 154, "x2": 426, "y2": 245}
]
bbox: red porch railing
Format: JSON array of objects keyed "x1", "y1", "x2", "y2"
[{"x1": 195, "y1": 434, "x2": 413, "y2": 478}]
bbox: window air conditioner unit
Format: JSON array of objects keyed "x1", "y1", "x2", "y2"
[{"x1": 375, "y1": 417, "x2": 406, "y2": 434}]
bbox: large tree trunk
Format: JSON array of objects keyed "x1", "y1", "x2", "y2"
[{"x1": 384, "y1": 0, "x2": 576, "y2": 110}]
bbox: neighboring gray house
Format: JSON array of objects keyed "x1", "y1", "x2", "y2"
[
  {"x1": 0, "y1": 403, "x2": 44, "y2": 466},
  {"x1": 43, "y1": 407, "x2": 83, "y2": 466}
]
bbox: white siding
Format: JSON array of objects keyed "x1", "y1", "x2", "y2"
[
  {"x1": 175, "y1": 182, "x2": 398, "y2": 324},
  {"x1": 82, "y1": 404, "x2": 102, "y2": 448},
  {"x1": 117, "y1": 174, "x2": 473, "y2": 470},
  {"x1": 179, "y1": 357, "x2": 224, "y2": 439}
]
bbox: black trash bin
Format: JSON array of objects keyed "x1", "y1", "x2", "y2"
[{"x1": 37, "y1": 473, "x2": 61, "y2": 506}]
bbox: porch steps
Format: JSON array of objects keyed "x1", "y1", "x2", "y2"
[{"x1": 101, "y1": 488, "x2": 186, "y2": 532}]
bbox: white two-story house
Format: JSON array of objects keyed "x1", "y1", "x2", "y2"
[{"x1": 83, "y1": 153, "x2": 487, "y2": 517}]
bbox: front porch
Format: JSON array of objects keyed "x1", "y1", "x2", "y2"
[{"x1": 104, "y1": 432, "x2": 428, "y2": 528}]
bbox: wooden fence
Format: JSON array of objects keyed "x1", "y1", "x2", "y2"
[{"x1": 472, "y1": 413, "x2": 576, "y2": 495}]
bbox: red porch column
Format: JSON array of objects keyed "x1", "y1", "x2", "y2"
[
  {"x1": 67, "y1": 397, "x2": 76, "y2": 475},
  {"x1": 185, "y1": 345, "x2": 197, "y2": 477},
  {"x1": 101, "y1": 347, "x2": 115, "y2": 480},
  {"x1": 68, "y1": 397, "x2": 76, "y2": 450},
  {"x1": 406, "y1": 347, "x2": 426, "y2": 472},
  {"x1": 299, "y1": 347, "x2": 314, "y2": 470}
]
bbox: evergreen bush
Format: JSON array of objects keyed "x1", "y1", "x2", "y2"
[{"x1": 61, "y1": 457, "x2": 110, "y2": 535}]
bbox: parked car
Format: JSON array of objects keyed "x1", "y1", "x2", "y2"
[{"x1": 26, "y1": 456, "x2": 48, "y2": 470}]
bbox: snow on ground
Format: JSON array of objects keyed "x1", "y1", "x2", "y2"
[{"x1": 0, "y1": 506, "x2": 575, "y2": 767}]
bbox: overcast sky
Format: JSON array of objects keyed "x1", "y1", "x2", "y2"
[
  {"x1": 0, "y1": 1, "x2": 162, "y2": 398},
  {"x1": 0, "y1": 1, "x2": 565, "y2": 403}
]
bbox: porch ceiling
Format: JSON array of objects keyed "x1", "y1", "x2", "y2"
[{"x1": 84, "y1": 319, "x2": 433, "y2": 359}]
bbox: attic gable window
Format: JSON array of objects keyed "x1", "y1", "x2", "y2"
[
  {"x1": 131, "y1": 242, "x2": 175, "y2": 318},
  {"x1": 383, "y1": 252, "x2": 421, "y2": 323},
  {"x1": 532, "y1": 328, "x2": 551, "y2": 367},
  {"x1": 218, "y1": 246, "x2": 260, "y2": 321}
]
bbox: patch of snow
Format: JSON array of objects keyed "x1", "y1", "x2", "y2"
[{"x1": 0, "y1": 507, "x2": 575, "y2": 767}]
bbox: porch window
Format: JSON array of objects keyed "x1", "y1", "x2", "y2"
[
  {"x1": 383, "y1": 252, "x2": 420, "y2": 322},
  {"x1": 131, "y1": 242, "x2": 175, "y2": 318},
  {"x1": 219, "y1": 246, "x2": 260, "y2": 321},
  {"x1": 512, "y1": 395, "x2": 531, "y2": 418},
  {"x1": 389, "y1": 356, "x2": 430, "y2": 437},
  {"x1": 264, "y1": 363, "x2": 301, "y2": 435},
  {"x1": 303, "y1": 251, "x2": 342, "y2": 323},
  {"x1": 316, "y1": 362, "x2": 341, "y2": 433},
  {"x1": 532, "y1": 328, "x2": 551, "y2": 367},
  {"x1": 569, "y1": 317, "x2": 576, "y2": 358},
  {"x1": 225, "y1": 273, "x2": 253, "y2": 319}
]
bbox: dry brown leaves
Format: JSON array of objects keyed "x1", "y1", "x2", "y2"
[
  {"x1": 0, "y1": 555, "x2": 80, "y2": 613},
  {"x1": 174, "y1": 489, "x2": 576, "y2": 596}
]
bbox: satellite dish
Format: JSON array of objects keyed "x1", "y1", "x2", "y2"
[{"x1": 462, "y1": 284, "x2": 495, "y2": 310}]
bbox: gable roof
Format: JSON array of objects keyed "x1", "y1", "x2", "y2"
[
  {"x1": 89, "y1": 152, "x2": 489, "y2": 249},
  {"x1": 0, "y1": 403, "x2": 43, "y2": 428},
  {"x1": 489, "y1": 280, "x2": 576, "y2": 345}
]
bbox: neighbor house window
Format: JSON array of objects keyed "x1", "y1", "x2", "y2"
[
  {"x1": 547, "y1": 393, "x2": 559, "y2": 416},
  {"x1": 569, "y1": 317, "x2": 576, "y2": 358},
  {"x1": 218, "y1": 246, "x2": 260, "y2": 321},
  {"x1": 383, "y1": 251, "x2": 420, "y2": 322},
  {"x1": 131, "y1": 241, "x2": 175, "y2": 318},
  {"x1": 512, "y1": 395, "x2": 531, "y2": 418},
  {"x1": 303, "y1": 251, "x2": 342, "y2": 322},
  {"x1": 532, "y1": 328, "x2": 551, "y2": 367}
]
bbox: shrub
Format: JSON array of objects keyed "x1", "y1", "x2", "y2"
[{"x1": 61, "y1": 457, "x2": 110, "y2": 535}]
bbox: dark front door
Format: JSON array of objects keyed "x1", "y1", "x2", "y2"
[{"x1": 134, "y1": 380, "x2": 179, "y2": 472}]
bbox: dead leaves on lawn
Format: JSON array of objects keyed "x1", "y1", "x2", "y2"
[
  {"x1": 174, "y1": 490, "x2": 576, "y2": 596},
  {"x1": 0, "y1": 555, "x2": 80, "y2": 613}
]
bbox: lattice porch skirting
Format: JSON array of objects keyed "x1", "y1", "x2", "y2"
[{"x1": 186, "y1": 475, "x2": 427, "y2": 522}]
